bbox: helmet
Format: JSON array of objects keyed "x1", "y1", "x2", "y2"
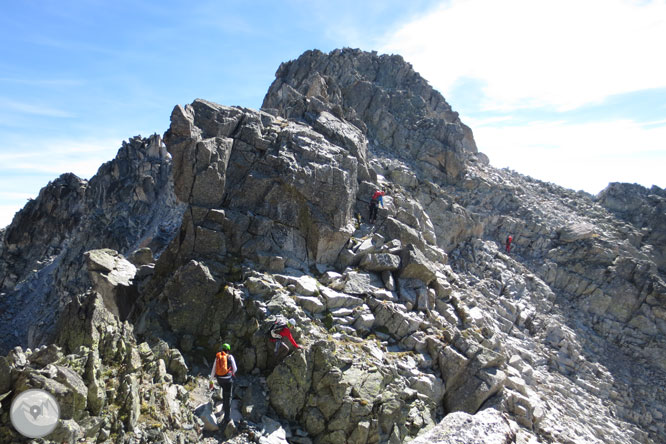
[
  {"x1": 288, "y1": 318, "x2": 296, "y2": 328},
  {"x1": 222, "y1": 343, "x2": 231, "y2": 351}
]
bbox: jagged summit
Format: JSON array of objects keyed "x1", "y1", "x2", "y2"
[
  {"x1": 263, "y1": 48, "x2": 480, "y2": 183},
  {"x1": 0, "y1": 49, "x2": 664, "y2": 444}
]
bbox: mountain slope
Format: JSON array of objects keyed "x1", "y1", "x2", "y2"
[{"x1": 0, "y1": 49, "x2": 664, "y2": 444}]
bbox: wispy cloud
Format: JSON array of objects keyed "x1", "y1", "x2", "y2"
[
  {"x1": 465, "y1": 115, "x2": 515, "y2": 127},
  {"x1": 187, "y1": 2, "x2": 260, "y2": 36},
  {"x1": 0, "y1": 98, "x2": 74, "y2": 118},
  {"x1": 0, "y1": 137, "x2": 120, "y2": 178},
  {"x1": 0, "y1": 191, "x2": 35, "y2": 201},
  {"x1": 0, "y1": 77, "x2": 83, "y2": 87},
  {"x1": 641, "y1": 118, "x2": 666, "y2": 128},
  {"x1": 381, "y1": 0, "x2": 666, "y2": 111},
  {"x1": 27, "y1": 34, "x2": 120, "y2": 56},
  {"x1": 0, "y1": 136, "x2": 123, "y2": 228}
]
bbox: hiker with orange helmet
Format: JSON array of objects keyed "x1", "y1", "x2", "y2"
[{"x1": 209, "y1": 343, "x2": 237, "y2": 425}]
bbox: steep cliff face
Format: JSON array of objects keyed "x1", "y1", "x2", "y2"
[
  {"x1": 160, "y1": 99, "x2": 359, "y2": 270},
  {"x1": 0, "y1": 49, "x2": 664, "y2": 444},
  {"x1": 0, "y1": 135, "x2": 184, "y2": 353}
]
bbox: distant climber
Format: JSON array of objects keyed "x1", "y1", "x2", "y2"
[
  {"x1": 269, "y1": 318, "x2": 301, "y2": 365},
  {"x1": 505, "y1": 235, "x2": 513, "y2": 253},
  {"x1": 209, "y1": 343, "x2": 237, "y2": 425},
  {"x1": 369, "y1": 189, "x2": 386, "y2": 224}
]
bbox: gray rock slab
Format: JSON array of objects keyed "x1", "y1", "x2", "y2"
[
  {"x1": 342, "y1": 270, "x2": 385, "y2": 295},
  {"x1": 410, "y1": 409, "x2": 515, "y2": 444},
  {"x1": 360, "y1": 253, "x2": 401, "y2": 272},
  {"x1": 320, "y1": 287, "x2": 364, "y2": 309},
  {"x1": 295, "y1": 295, "x2": 326, "y2": 313},
  {"x1": 398, "y1": 245, "x2": 436, "y2": 284}
]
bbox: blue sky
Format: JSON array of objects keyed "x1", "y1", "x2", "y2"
[{"x1": 1, "y1": 0, "x2": 665, "y2": 228}]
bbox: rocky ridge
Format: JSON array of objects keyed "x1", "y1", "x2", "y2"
[
  {"x1": 0, "y1": 48, "x2": 664, "y2": 444},
  {"x1": 0, "y1": 135, "x2": 185, "y2": 353}
]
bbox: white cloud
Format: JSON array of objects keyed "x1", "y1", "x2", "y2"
[
  {"x1": 471, "y1": 118, "x2": 666, "y2": 193},
  {"x1": 0, "y1": 191, "x2": 35, "y2": 200},
  {"x1": 377, "y1": 0, "x2": 666, "y2": 193},
  {"x1": 381, "y1": 0, "x2": 666, "y2": 110},
  {"x1": 0, "y1": 205, "x2": 21, "y2": 229},
  {"x1": 0, "y1": 98, "x2": 75, "y2": 118},
  {"x1": 0, "y1": 137, "x2": 120, "y2": 178}
]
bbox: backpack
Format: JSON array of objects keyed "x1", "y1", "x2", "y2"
[
  {"x1": 269, "y1": 321, "x2": 287, "y2": 339},
  {"x1": 215, "y1": 352, "x2": 229, "y2": 376}
]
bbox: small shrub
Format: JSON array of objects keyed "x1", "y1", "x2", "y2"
[{"x1": 323, "y1": 312, "x2": 334, "y2": 330}]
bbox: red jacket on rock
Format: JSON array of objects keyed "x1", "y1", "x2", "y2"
[
  {"x1": 371, "y1": 190, "x2": 385, "y2": 205},
  {"x1": 270, "y1": 327, "x2": 300, "y2": 348}
]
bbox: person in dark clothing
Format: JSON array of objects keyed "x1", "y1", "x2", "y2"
[
  {"x1": 209, "y1": 343, "x2": 237, "y2": 424},
  {"x1": 369, "y1": 189, "x2": 386, "y2": 224},
  {"x1": 506, "y1": 235, "x2": 513, "y2": 253}
]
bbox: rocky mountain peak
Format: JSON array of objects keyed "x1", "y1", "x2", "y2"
[
  {"x1": 2, "y1": 172, "x2": 87, "y2": 286},
  {"x1": 263, "y1": 48, "x2": 480, "y2": 183},
  {"x1": 0, "y1": 49, "x2": 664, "y2": 444}
]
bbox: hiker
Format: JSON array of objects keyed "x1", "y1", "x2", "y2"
[
  {"x1": 269, "y1": 318, "x2": 301, "y2": 364},
  {"x1": 209, "y1": 343, "x2": 237, "y2": 425},
  {"x1": 505, "y1": 235, "x2": 513, "y2": 253},
  {"x1": 369, "y1": 189, "x2": 386, "y2": 224}
]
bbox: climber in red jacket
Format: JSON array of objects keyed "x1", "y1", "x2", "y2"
[
  {"x1": 369, "y1": 189, "x2": 386, "y2": 224},
  {"x1": 506, "y1": 235, "x2": 513, "y2": 253},
  {"x1": 269, "y1": 318, "x2": 301, "y2": 366}
]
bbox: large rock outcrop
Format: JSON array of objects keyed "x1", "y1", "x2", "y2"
[
  {"x1": 597, "y1": 182, "x2": 666, "y2": 273},
  {"x1": 153, "y1": 99, "x2": 360, "y2": 276}
]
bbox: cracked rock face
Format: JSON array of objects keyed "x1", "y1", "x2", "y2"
[
  {"x1": 1, "y1": 49, "x2": 665, "y2": 444},
  {"x1": 162, "y1": 99, "x2": 359, "y2": 269}
]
